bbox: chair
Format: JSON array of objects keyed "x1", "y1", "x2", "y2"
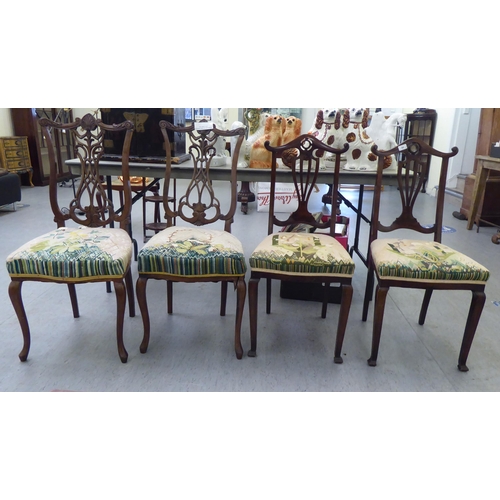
[
  {"x1": 247, "y1": 134, "x2": 354, "y2": 362},
  {"x1": 6, "y1": 113, "x2": 136, "y2": 363},
  {"x1": 136, "y1": 120, "x2": 247, "y2": 358},
  {"x1": 362, "y1": 138, "x2": 489, "y2": 371}
]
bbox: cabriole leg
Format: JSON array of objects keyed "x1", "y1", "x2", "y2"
[
  {"x1": 9, "y1": 280, "x2": 31, "y2": 362},
  {"x1": 136, "y1": 276, "x2": 150, "y2": 354},
  {"x1": 234, "y1": 278, "x2": 246, "y2": 359}
]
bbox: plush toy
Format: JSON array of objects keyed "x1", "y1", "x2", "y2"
[
  {"x1": 210, "y1": 108, "x2": 229, "y2": 166},
  {"x1": 340, "y1": 108, "x2": 378, "y2": 171},
  {"x1": 282, "y1": 116, "x2": 302, "y2": 145},
  {"x1": 365, "y1": 111, "x2": 407, "y2": 151},
  {"x1": 249, "y1": 115, "x2": 284, "y2": 169}
]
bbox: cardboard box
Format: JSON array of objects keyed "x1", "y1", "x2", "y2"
[{"x1": 255, "y1": 182, "x2": 298, "y2": 212}]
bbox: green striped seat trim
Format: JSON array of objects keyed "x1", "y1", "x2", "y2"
[
  {"x1": 371, "y1": 238, "x2": 490, "y2": 283},
  {"x1": 138, "y1": 227, "x2": 247, "y2": 277},
  {"x1": 249, "y1": 232, "x2": 355, "y2": 277},
  {"x1": 6, "y1": 227, "x2": 132, "y2": 281}
]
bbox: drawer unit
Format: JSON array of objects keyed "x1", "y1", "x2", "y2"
[{"x1": 0, "y1": 136, "x2": 34, "y2": 186}]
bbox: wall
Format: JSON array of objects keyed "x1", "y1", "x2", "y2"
[
  {"x1": 0, "y1": 108, "x2": 13, "y2": 136},
  {"x1": 419, "y1": 108, "x2": 455, "y2": 194}
]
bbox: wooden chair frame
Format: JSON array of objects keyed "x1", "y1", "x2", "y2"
[
  {"x1": 362, "y1": 137, "x2": 487, "y2": 371},
  {"x1": 8, "y1": 113, "x2": 135, "y2": 363},
  {"x1": 248, "y1": 134, "x2": 353, "y2": 362},
  {"x1": 136, "y1": 120, "x2": 247, "y2": 358}
]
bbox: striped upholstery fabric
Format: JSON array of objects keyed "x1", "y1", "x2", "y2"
[
  {"x1": 6, "y1": 226, "x2": 132, "y2": 281},
  {"x1": 249, "y1": 232, "x2": 355, "y2": 277},
  {"x1": 138, "y1": 226, "x2": 247, "y2": 277},
  {"x1": 371, "y1": 238, "x2": 490, "y2": 283}
]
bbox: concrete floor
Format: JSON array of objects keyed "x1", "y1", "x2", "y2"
[{"x1": 1, "y1": 179, "x2": 499, "y2": 392}]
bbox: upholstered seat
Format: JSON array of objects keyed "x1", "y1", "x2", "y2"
[
  {"x1": 250, "y1": 232, "x2": 354, "y2": 277},
  {"x1": 370, "y1": 238, "x2": 489, "y2": 284},
  {"x1": 138, "y1": 226, "x2": 246, "y2": 278},
  {"x1": 7, "y1": 227, "x2": 132, "y2": 281}
]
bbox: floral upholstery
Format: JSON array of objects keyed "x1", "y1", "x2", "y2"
[
  {"x1": 137, "y1": 226, "x2": 247, "y2": 277},
  {"x1": 6, "y1": 226, "x2": 132, "y2": 281},
  {"x1": 371, "y1": 238, "x2": 490, "y2": 283},
  {"x1": 249, "y1": 232, "x2": 355, "y2": 277}
]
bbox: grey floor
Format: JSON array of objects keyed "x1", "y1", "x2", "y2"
[{"x1": 1, "y1": 179, "x2": 499, "y2": 392}]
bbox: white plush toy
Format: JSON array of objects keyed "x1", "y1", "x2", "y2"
[
  {"x1": 231, "y1": 111, "x2": 271, "y2": 168},
  {"x1": 230, "y1": 120, "x2": 248, "y2": 168},
  {"x1": 211, "y1": 107, "x2": 229, "y2": 166},
  {"x1": 341, "y1": 108, "x2": 378, "y2": 171},
  {"x1": 365, "y1": 111, "x2": 407, "y2": 151}
]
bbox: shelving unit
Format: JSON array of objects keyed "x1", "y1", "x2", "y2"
[{"x1": 397, "y1": 109, "x2": 437, "y2": 193}]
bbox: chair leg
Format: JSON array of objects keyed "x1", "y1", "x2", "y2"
[
  {"x1": 248, "y1": 276, "x2": 260, "y2": 357},
  {"x1": 167, "y1": 280, "x2": 173, "y2": 314},
  {"x1": 125, "y1": 268, "x2": 135, "y2": 317},
  {"x1": 234, "y1": 277, "x2": 246, "y2": 359},
  {"x1": 334, "y1": 283, "x2": 353, "y2": 364},
  {"x1": 368, "y1": 285, "x2": 389, "y2": 367},
  {"x1": 220, "y1": 281, "x2": 228, "y2": 317},
  {"x1": 457, "y1": 290, "x2": 486, "y2": 372},
  {"x1": 136, "y1": 276, "x2": 150, "y2": 354},
  {"x1": 321, "y1": 282, "x2": 329, "y2": 319},
  {"x1": 418, "y1": 289, "x2": 433, "y2": 325},
  {"x1": 67, "y1": 283, "x2": 79, "y2": 318},
  {"x1": 8, "y1": 280, "x2": 31, "y2": 362},
  {"x1": 362, "y1": 265, "x2": 375, "y2": 322},
  {"x1": 113, "y1": 279, "x2": 128, "y2": 363},
  {"x1": 266, "y1": 278, "x2": 272, "y2": 314}
]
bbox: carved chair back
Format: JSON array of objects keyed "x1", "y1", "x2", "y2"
[
  {"x1": 160, "y1": 120, "x2": 245, "y2": 232},
  {"x1": 370, "y1": 137, "x2": 458, "y2": 244},
  {"x1": 265, "y1": 134, "x2": 348, "y2": 235},
  {"x1": 38, "y1": 113, "x2": 134, "y2": 230}
]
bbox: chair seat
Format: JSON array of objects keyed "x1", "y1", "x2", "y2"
[
  {"x1": 371, "y1": 238, "x2": 490, "y2": 284},
  {"x1": 137, "y1": 226, "x2": 247, "y2": 278},
  {"x1": 6, "y1": 226, "x2": 132, "y2": 281},
  {"x1": 250, "y1": 232, "x2": 355, "y2": 277}
]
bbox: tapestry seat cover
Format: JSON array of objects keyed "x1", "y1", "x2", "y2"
[
  {"x1": 370, "y1": 238, "x2": 490, "y2": 283},
  {"x1": 138, "y1": 226, "x2": 247, "y2": 277},
  {"x1": 6, "y1": 226, "x2": 132, "y2": 281},
  {"x1": 249, "y1": 232, "x2": 355, "y2": 277}
]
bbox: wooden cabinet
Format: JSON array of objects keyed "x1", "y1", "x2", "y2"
[
  {"x1": 10, "y1": 108, "x2": 75, "y2": 186},
  {"x1": 0, "y1": 136, "x2": 34, "y2": 186},
  {"x1": 459, "y1": 108, "x2": 500, "y2": 224}
]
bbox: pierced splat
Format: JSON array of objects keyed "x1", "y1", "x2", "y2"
[
  {"x1": 180, "y1": 126, "x2": 221, "y2": 225},
  {"x1": 388, "y1": 141, "x2": 433, "y2": 233}
]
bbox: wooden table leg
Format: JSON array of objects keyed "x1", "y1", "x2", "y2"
[
  {"x1": 237, "y1": 181, "x2": 255, "y2": 214},
  {"x1": 467, "y1": 161, "x2": 488, "y2": 230}
]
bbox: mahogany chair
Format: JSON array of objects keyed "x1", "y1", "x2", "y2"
[
  {"x1": 136, "y1": 120, "x2": 247, "y2": 358},
  {"x1": 247, "y1": 134, "x2": 354, "y2": 362},
  {"x1": 362, "y1": 138, "x2": 489, "y2": 371},
  {"x1": 6, "y1": 113, "x2": 136, "y2": 363}
]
